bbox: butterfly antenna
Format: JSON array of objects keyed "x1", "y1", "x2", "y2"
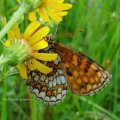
[
  {"x1": 47, "y1": 23, "x2": 58, "y2": 42},
  {"x1": 54, "y1": 23, "x2": 58, "y2": 35}
]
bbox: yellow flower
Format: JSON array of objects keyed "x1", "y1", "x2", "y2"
[
  {"x1": 5, "y1": 20, "x2": 58, "y2": 79},
  {"x1": 29, "y1": 0, "x2": 72, "y2": 23}
]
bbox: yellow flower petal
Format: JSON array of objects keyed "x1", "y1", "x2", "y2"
[
  {"x1": 31, "y1": 39, "x2": 48, "y2": 50},
  {"x1": 24, "y1": 21, "x2": 41, "y2": 39},
  {"x1": 44, "y1": 0, "x2": 53, "y2": 3},
  {"x1": 59, "y1": 4, "x2": 72, "y2": 11},
  {"x1": 58, "y1": 0, "x2": 64, "y2": 3},
  {"x1": 46, "y1": 9, "x2": 62, "y2": 22},
  {"x1": 27, "y1": 61, "x2": 36, "y2": 71},
  {"x1": 29, "y1": 26, "x2": 50, "y2": 45},
  {"x1": 39, "y1": 8, "x2": 51, "y2": 22},
  {"x1": 47, "y1": 3, "x2": 72, "y2": 11},
  {"x1": 5, "y1": 40, "x2": 11, "y2": 47},
  {"x1": 20, "y1": 63, "x2": 28, "y2": 79},
  {"x1": 47, "y1": 3, "x2": 61, "y2": 10},
  {"x1": 28, "y1": 11, "x2": 37, "y2": 22},
  {"x1": 57, "y1": 11, "x2": 68, "y2": 16},
  {"x1": 31, "y1": 58, "x2": 53, "y2": 74},
  {"x1": 12, "y1": 23, "x2": 20, "y2": 38},
  {"x1": 7, "y1": 31, "x2": 15, "y2": 40},
  {"x1": 32, "y1": 53, "x2": 58, "y2": 61}
]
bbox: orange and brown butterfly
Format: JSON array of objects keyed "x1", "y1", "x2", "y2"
[{"x1": 26, "y1": 36, "x2": 112, "y2": 105}]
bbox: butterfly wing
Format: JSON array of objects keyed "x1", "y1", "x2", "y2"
[
  {"x1": 54, "y1": 43, "x2": 112, "y2": 96},
  {"x1": 26, "y1": 44, "x2": 68, "y2": 105}
]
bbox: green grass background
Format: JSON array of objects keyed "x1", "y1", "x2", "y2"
[{"x1": 0, "y1": 0, "x2": 119, "y2": 120}]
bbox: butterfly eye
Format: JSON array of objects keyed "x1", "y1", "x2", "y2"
[{"x1": 46, "y1": 33, "x2": 56, "y2": 42}]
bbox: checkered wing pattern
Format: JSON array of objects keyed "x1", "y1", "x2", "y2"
[
  {"x1": 26, "y1": 48, "x2": 68, "y2": 105},
  {"x1": 54, "y1": 43, "x2": 112, "y2": 95}
]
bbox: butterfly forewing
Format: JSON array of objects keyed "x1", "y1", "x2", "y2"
[{"x1": 54, "y1": 43, "x2": 112, "y2": 96}]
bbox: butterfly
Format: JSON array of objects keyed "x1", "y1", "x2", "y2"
[{"x1": 26, "y1": 37, "x2": 112, "y2": 105}]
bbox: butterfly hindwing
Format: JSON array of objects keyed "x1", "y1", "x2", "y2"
[{"x1": 26, "y1": 46, "x2": 68, "y2": 105}]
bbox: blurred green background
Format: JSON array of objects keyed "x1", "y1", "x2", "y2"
[{"x1": 0, "y1": 0, "x2": 119, "y2": 120}]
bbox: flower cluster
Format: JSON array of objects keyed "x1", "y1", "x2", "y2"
[
  {"x1": 5, "y1": 20, "x2": 58, "y2": 79},
  {"x1": 29, "y1": 0, "x2": 72, "y2": 23},
  {"x1": 0, "y1": 0, "x2": 72, "y2": 79}
]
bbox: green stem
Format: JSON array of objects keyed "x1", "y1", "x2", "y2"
[
  {"x1": 1, "y1": 65, "x2": 7, "y2": 120},
  {"x1": 0, "y1": 3, "x2": 28, "y2": 40},
  {"x1": 79, "y1": 97, "x2": 119, "y2": 120},
  {"x1": 0, "y1": 55, "x2": 10, "y2": 66}
]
